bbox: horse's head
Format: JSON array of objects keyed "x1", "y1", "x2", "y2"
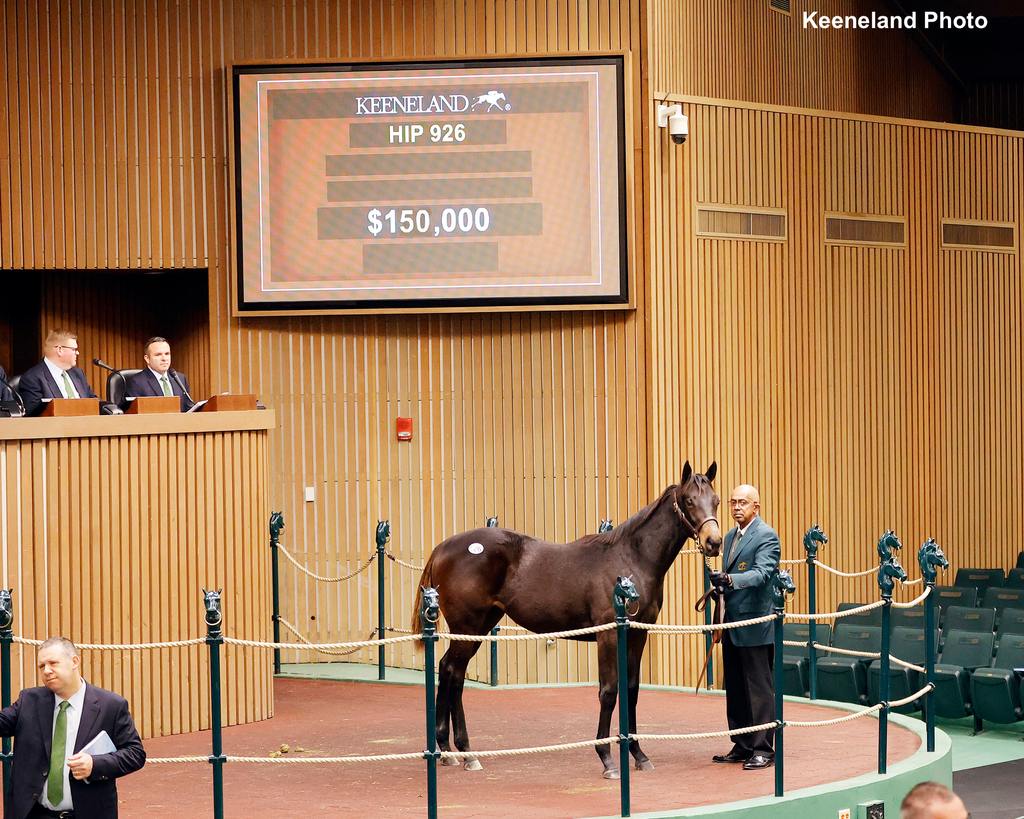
[
  {"x1": 269, "y1": 511, "x2": 285, "y2": 544},
  {"x1": 202, "y1": 588, "x2": 223, "y2": 629},
  {"x1": 802, "y1": 523, "x2": 828, "y2": 559},
  {"x1": 878, "y1": 556, "x2": 908, "y2": 596},
  {"x1": 598, "y1": 518, "x2": 614, "y2": 533},
  {"x1": 917, "y1": 538, "x2": 949, "y2": 584},
  {"x1": 486, "y1": 515, "x2": 499, "y2": 528},
  {"x1": 771, "y1": 569, "x2": 796, "y2": 609},
  {"x1": 376, "y1": 520, "x2": 391, "y2": 547},
  {"x1": 674, "y1": 461, "x2": 723, "y2": 557},
  {"x1": 0, "y1": 588, "x2": 12, "y2": 631},
  {"x1": 876, "y1": 529, "x2": 903, "y2": 562}
]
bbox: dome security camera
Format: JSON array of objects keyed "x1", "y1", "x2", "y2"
[{"x1": 669, "y1": 112, "x2": 688, "y2": 145}]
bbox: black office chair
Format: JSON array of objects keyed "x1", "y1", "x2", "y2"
[
  {"x1": 107, "y1": 369, "x2": 142, "y2": 409},
  {"x1": 0, "y1": 374, "x2": 23, "y2": 416}
]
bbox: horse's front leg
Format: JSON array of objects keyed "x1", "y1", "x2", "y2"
[
  {"x1": 435, "y1": 648, "x2": 457, "y2": 765},
  {"x1": 627, "y1": 631, "x2": 654, "y2": 771},
  {"x1": 595, "y1": 634, "x2": 620, "y2": 779},
  {"x1": 444, "y1": 641, "x2": 485, "y2": 771}
]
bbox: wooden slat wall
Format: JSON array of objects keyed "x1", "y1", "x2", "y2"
[
  {"x1": 649, "y1": 0, "x2": 954, "y2": 121},
  {"x1": 0, "y1": 425, "x2": 272, "y2": 738},
  {"x1": 646, "y1": 95, "x2": 1023, "y2": 686}
]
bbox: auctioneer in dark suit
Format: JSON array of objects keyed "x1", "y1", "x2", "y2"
[
  {"x1": 719, "y1": 515, "x2": 781, "y2": 758},
  {"x1": 124, "y1": 367, "x2": 194, "y2": 412},
  {"x1": 16, "y1": 360, "x2": 97, "y2": 416},
  {"x1": 0, "y1": 684, "x2": 146, "y2": 819}
]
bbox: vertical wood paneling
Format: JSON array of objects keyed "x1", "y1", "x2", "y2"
[{"x1": 0, "y1": 422, "x2": 272, "y2": 739}]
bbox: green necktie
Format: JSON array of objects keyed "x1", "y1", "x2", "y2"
[
  {"x1": 160, "y1": 376, "x2": 173, "y2": 397},
  {"x1": 47, "y1": 700, "x2": 70, "y2": 805},
  {"x1": 61, "y1": 371, "x2": 78, "y2": 399}
]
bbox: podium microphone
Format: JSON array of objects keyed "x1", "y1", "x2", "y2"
[
  {"x1": 0, "y1": 371, "x2": 26, "y2": 417},
  {"x1": 93, "y1": 358, "x2": 129, "y2": 403},
  {"x1": 168, "y1": 368, "x2": 194, "y2": 406}
]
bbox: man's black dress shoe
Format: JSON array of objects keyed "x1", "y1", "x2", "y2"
[
  {"x1": 742, "y1": 754, "x2": 774, "y2": 770},
  {"x1": 711, "y1": 751, "x2": 749, "y2": 763}
]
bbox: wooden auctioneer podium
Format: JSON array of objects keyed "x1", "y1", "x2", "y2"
[
  {"x1": 40, "y1": 398, "x2": 102, "y2": 416},
  {"x1": 0, "y1": 395, "x2": 275, "y2": 740}
]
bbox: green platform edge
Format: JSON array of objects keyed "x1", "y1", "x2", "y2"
[{"x1": 583, "y1": 700, "x2": 950, "y2": 819}]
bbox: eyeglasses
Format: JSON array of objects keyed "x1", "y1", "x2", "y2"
[
  {"x1": 729, "y1": 499, "x2": 753, "y2": 508},
  {"x1": 58, "y1": 346, "x2": 80, "y2": 354}
]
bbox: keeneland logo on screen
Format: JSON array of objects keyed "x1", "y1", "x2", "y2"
[{"x1": 354, "y1": 90, "x2": 511, "y2": 115}]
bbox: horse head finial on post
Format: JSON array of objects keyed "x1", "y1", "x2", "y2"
[
  {"x1": 421, "y1": 587, "x2": 440, "y2": 626},
  {"x1": 598, "y1": 519, "x2": 614, "y2": 533},
  {"x1": 772, "y1": 569, "x2": 796, "y2": 610},
  {"x1": 0, "y1": 589, "x2": 12, "y2": 632},
  {"x1": 269, "y1": 512, "x2": 284, "y2": 545},
  {"x1": 485, "y1": 516, "x2": 498, "y2": 528},
  {"x1": 803, "y1": 524, "x2": 828, "y2": 562},
  {"x1": 876, "y1": 531, "x2": 908, "y2": 598},
  {"x1": 202, "y1": 588, "x2": 223, "y2": 636},
  {"x1": 917, "y1": 538, "x2": 948, "y2": 585},
  {"x1": 613, "y1": 576, "x2": 639, "y2": 619},
  {"x1": 376, "y1": 520, "x2": 391, "y2": 548}
]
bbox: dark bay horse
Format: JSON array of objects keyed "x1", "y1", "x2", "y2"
[{"x1": 412, "y1": 461, "x2": 723, "y2": 778}]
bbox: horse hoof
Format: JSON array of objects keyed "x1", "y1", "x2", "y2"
[
  {"x1": 602, "y1": 768, "x2": 620, "y2": 780},
  {"x1": 464, "y1": 758, "x2": 483, "y2": 772},
  {"x1": 635, "y1": 759, "x2": 655, "y2": 772},
  {"x1": 441, "y1": 755, "x2": 461, "y2": 767}
]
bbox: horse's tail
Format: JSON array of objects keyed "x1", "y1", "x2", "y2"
[{"x1": 410, "y1": 551, "x2": 436, "y2": 651}]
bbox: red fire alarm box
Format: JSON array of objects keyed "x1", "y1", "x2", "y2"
[{"x1": 396, "y1": 417, "x2": 413, "y2": 441}]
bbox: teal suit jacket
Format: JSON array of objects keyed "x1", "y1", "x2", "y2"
[{"x1": 721, "y1": 516, "x2": 781, "y2": 646}]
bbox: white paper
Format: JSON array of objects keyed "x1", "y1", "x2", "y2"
[
  {"x1": 79, "y1": 730, "x2": 116, "y2": 756},
  {"x1": 185, "y1": 399, "x2": 208, "y2": 414}
]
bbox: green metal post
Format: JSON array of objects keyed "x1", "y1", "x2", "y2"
[
  {"x1": 771, "y1": 570, "x2": 792, "y2": 799},
  {"x1": 487, "y1": 516, "x2": 499, "y2": 684},
  {"x1": 803, "y1": 526, "x2": 828, "y2": 700},
  {"x1": 376, "y1": 520, "x2": 389, "y2": 681},
  {"x1": 924, "y1": 580, "x2": 936, "y2": 752},
  {"x1": 0, "y1": 588, "x2": 13, "y2": 792},
  {"x1": 269, "y1": 512, "x2": 283, "y2": 675},
  {"x1": 613, "y1": 577, "x2": 638, "y2": 818},
  {"x1": 878, "y1": 596, "x2": 892, "y2": 773},
  {"x1": 702, "y1": 563, "x2": 714, "y2": 688},
  {"x1": 421, "y1": 587, "x2": 441, "y2": 819},
  {"x1": 203, "y1": 589, "x2": 226, "y2": 819}
]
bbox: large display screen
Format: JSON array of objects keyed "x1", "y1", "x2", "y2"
[{"x1": 231, "y1": 56, "x2": 629, "y2": 313}]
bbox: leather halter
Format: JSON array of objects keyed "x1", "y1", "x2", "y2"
[{"x1": 671, "y1": 487, "x2": 719, "y2": 556}]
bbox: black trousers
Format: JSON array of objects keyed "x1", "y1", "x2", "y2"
[{"x1": 722, "y1": 637, "x2": 775, "y2": 757}]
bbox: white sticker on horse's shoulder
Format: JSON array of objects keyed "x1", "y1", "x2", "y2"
[{"x1": 468, "y1": 542, "x2": 485, "y2": 555}]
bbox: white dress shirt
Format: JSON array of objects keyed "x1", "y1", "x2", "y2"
[
  {"x1": 41, "y1": 682, "x2": 87, "y2": 811},
  {"x1": 44, "y1": 358, "x2": 78, "y2": 399}
]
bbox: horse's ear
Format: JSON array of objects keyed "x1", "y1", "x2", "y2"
[
  {"x1": 705, "y1": 461, "x2": 717, "y2": 483},
  {"x1": 681, "y1": 461, "x2": 693, "y2": 484}
]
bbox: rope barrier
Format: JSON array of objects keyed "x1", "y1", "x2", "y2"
[
  {"x1": 785, "y1": 703, "x2": 882, "y2": 727},
  {"x1": 888, "y1": 683, "x2": 934, "y2": 709},
  {"x1": 13, "y1": 636, "x2": 206, "y2": 650},
  {"x1": 632, "y1": 614, "x2": 776, "y2": 634},
  {"x1": 779, "y1": 558, "x2": 805, "y2": 565},
  {"x1": 630, "y1": 720, "x2": 778, "y2": 742},
  {"x1": 785, "y1": 599, "x2": 886, "y2": 621},
  {"x1": 440, "y1": 623, "x2": 618, "y2": 642},
  {"x1": 812, "y1": 559, "x2": 877, "y2": 577},
  {"x1": 892, "y1": 586, "x2": 931, "y2": 607},
  {"x1": 279, "y1": 619, "x2": 376, "y2": 657},
  {"x1": 277, "y1": 543, "x2": 376, "y2": 583},
  {"x1": 385, "y1": 551, "x2": 424, "y2": 572},
  {"x1": 224, "y1": 634, "x2": 421, "y2": 650},
  {"x1": 438, "y1": 737, "x2": 616, "y2": 759}
]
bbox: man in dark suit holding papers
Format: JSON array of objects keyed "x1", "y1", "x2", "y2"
[
  {"x1": 708, "y1": 483, "x2": 781, "y2": 771},
  {"x1": 0, "y1": 636, "x2": 146, "y2": 819}
]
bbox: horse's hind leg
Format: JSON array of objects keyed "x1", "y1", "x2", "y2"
[
  {"x1": 627, "y1": 632, "x2": 653, "y2": 771},
  {"x1": 440, "y1": 639, "x2": 486, "y2": 771},
  {"x1": 435, "y1": 647, "x2": 458, "y2": 766},
  {"x1": 594, "y1": 634, "x2": 620, "y2": 779}
]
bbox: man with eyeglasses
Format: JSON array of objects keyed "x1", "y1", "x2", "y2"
[
  {"x1": 16, "y1": 330, "x2": 99, "y2": 416},
  {"x1": 708, "y1": 483, "x2": 781, "y2": 771}
]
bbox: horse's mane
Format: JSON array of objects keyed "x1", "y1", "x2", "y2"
[{"x1": 583, "y1": 475, "x2": 713, "y2": 548}]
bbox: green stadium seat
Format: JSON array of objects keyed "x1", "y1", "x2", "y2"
[
  {"x1": 836, "y1": 602, "x2": 883, "y2": 628},
  {"x1": 934, "y1": 586, "x2": 978, "y2": 622},
  {"x1": 981, "y1": 587, "x2": 1024, "y2": 624},
  {"x1": 941, "y1": 605, "x2": 996, "y2": 651},
  {"x1": 954, "y1": 568, "x2": 1005, "y2": 596},
  {"x1": 1005, "y1": 568, "x2": 1024, "y2": 589},
  {"x1": 1017, "y1": 551, "x2": 1024, "y2": 570},
  {"x1": 995, "y1": 607, "x2": 1024, "y2": 653},
  {"x1": 970, "y1": 634, "x2": 1024, "y2": 726},
  {"x1": 782, "y1": 622, "x2": 832, "y2": 697},
  {"x1": 814, "y1": 624, "x2": 881, "y2": 705},
  {"x1": 932, "y1": 629, "x2": 995, "y2": 724},
  {"x1": 890, "y1": 605, "x2": 925, "y2": 633},
  {"x1": 867, "y1": 626, "x2": 936, "y2": 713}
]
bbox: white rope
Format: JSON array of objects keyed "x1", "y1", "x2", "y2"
[
  {"x1": 785, "y1": 599, "x2": 886, "y2": 621},
  {"x1": 903, "y1": 577, "x2": 923, "y2": 586},
  {"x1": 783, "y1": 640, "x2": 924, "y2": 673},
  {"x1": 811, "y1": 643, "x2": 879, "y2": 660},
  {"x1": 780, "y1": 558, "x2": 806, "y2": 565},
  {"x1": 631, "y1": 720, "x2": 777, "y2": 742},
  {"x1": 385, "y1": 551, "x2": 424, "y2": 572},
  {"x1": 786, "y1": 703, "x2": 882, "y2": 727},
  {"x1": 278, "y1": 542, "x2": 376, "y2": 583},
  {"x1": 13, "y1": 636, "x2": 206, "y2": 650},
  {"x1": 438, "y1": 737, "x2": 616, "y2": 759},
  {"x1": 224, "y1": 634, "x2": 421, "y2": 650},
  {"x1": 279, "y1": 619, "x2": 375, "y2": 657},
  {"x1": 892, "y1": 586, "x2": 931, "y2": 607},
  {"x1": 888, "y1": 683, "x2": 934, "y2": 708},
  {"x1": 680, "y1": 548, "x2": 702, "y2": 555},
  {"x1": 440, "y1": 622, "x2": 617, "y2": 642},
  {"x1": 147, "y1": 756, "x2": 210, "y2": 764},
  {"x1": 632, "y1": 614, "x2": 776, "y2": 634},
  {"x1": 233, "y1": 752, "x2": 427, "y2": 763},
  {"x1": 812, "y1": 559, "x2": 878, "y2": 577}
]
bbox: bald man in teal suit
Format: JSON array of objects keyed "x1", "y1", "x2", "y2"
[{"x1": 708, "y1": 483, "x2": 780, "y2": 770}]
